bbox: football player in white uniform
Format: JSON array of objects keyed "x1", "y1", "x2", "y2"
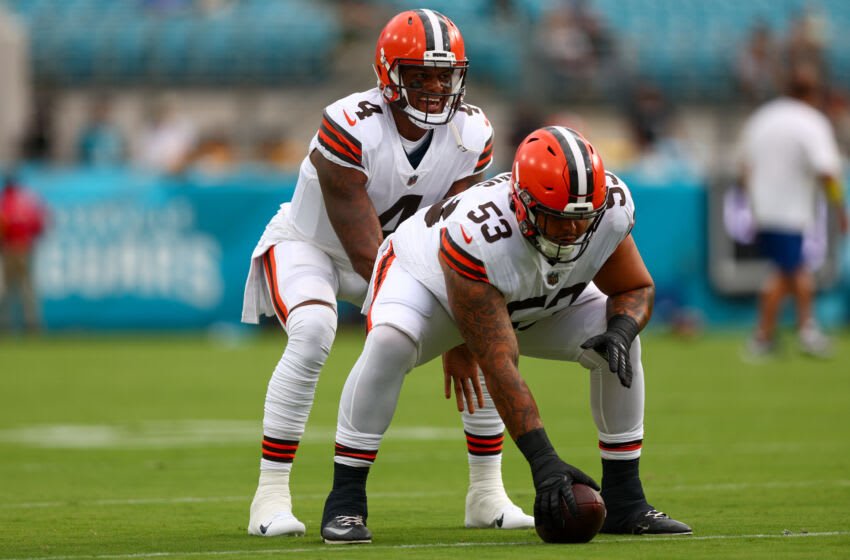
[
  {"x1": 320, "y1": 127, "x2": 692, "y2": 543},
  {"x1": 241, "y1": 9, "x2": 532, "y2": 537}
]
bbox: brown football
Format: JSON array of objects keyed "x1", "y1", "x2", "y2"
[{"x1": 535, "y1": 483, "x2": 607, "y2": 544}]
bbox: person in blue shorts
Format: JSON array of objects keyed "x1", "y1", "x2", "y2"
[{"x1": 738, "y1": 62, "x2": 848, "y2": 358}]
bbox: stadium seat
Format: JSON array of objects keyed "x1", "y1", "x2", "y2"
[
  {"x1": 4, "y1": 0, "x2": 847, "y2": 96},
  {"x1": 5, "y1": 0, "x2": 341, "y2": 86}
]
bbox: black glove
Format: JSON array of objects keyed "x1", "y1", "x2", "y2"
[
  {"x1": 580, "y1": 314, "x2": 641, "y2": 388},
  {"x1": 516, "y1": 428, "x2": 599, "y2": 527}
]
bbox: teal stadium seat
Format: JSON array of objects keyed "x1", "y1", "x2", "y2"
[
  {"x1": 149, "y1": 17, "x2": 194, "y2": 84},
  {"x1": 4, "y1": 0, "x2": 341, "y2": 86},
  {"x1": 4, "y1": 0, "x2": 847, "y2": 93},
  {"x1": 510, "y1": 0, "x2": 847, "y2": 101}
]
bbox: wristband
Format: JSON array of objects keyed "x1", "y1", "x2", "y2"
[
  {"x1": 607, "y1": 314, "x2": 641, "y2": 344},
  {"x1": 516, "y1": 427, "x2": 555, "y2": 464}
]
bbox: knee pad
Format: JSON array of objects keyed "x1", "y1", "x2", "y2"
[
  {"x1": 264, "y1": 304, "x2": 338, "y2": 440},
  {"x1": 281, "y1": 304, "x2": 338, "y2": 376},
  {"x1": 337, "y1": 325, "x2": 418, "y2": 441}
]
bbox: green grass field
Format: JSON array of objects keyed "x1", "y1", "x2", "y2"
[{"x1": 1, "y1": 328, "x2": 849, "y2": 559}]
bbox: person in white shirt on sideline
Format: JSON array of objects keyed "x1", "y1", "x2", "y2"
[{"x1": 737, "y1": 61, "x2": 848, "y2": 359}]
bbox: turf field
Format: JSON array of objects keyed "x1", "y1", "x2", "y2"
[{"x1": 1, "y1": 327, "x2": 849, "y2": 559}]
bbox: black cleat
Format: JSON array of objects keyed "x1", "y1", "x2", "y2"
[
  {"x1": 321, "y1": 515, "x2": 372, "y2": 544},
  {"x1": 601, "y1": 508, "x2": 692, "y2": 535}
]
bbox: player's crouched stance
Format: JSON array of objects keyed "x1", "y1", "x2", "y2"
[{"x1": 320, "y1": 127, "x2": 691, "y2": 543}]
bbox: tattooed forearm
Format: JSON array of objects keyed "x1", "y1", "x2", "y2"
[
  {"x1": 441, "y1": 258, "x2": 543, "y2": 439},
  {"x1": 606, "y1": 284, "x2": 654, "y2": 330}
]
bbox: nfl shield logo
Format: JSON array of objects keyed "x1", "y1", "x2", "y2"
[
  {"x1": 407, "y1": 175, "x2": 419, "y2": 186},
  {"x1": 546, "y1": 271, "x2": 559, "y2": 286}
]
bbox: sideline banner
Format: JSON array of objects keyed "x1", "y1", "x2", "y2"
[
  {"x1": 19, "y1": 168, "x2": 844, "y2": 330},
  {"x1": 27, "y1": 168, "x2": 293, "y2": 330}
]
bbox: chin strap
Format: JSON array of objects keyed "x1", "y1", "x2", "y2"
[{"x1": 449, "y1": 121, "x2": 469, "y2": 153}]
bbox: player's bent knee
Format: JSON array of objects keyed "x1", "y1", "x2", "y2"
[
  {"x1": 365, "y1": 325, "x2": 418, "y2": 373},
  {"x1": 284, "y1": 304, "x2": 338, "y2": 366}
]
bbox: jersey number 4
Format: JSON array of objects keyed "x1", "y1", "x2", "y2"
[
  {"x1": 379, "y1": 194, "x2": 422, "y2": 236},
  {"x1": 355, "y1": 101, "x2": 383, "y2": 120}
]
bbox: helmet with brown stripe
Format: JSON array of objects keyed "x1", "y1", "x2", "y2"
[
  {"x1": 374, "y1": 9, "x2": 468, "y2": 129},
  {"x1": 510, "y1": 126, "x2": 608, "y2": 263}
]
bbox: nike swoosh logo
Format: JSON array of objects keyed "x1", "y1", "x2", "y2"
[
  {"x1": 259, "y1": 523, "x2": 270, "y2": 534},
  {"x1": 460, "y1": 225, "x2": 473, "y2": 244},
  {"x1": 495, "y1": 514, "x2": 505, "y2": 528},
  {"x1": 343, "y1": 109, "x2": 357, "y2": 126},
  {"x1": 323, "y1": 526, "x2": 353, "y2": 536}
]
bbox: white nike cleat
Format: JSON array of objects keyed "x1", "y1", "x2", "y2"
[
  {"x1": 464, "y1": 488, "x2": 534, "y2": 529},
  {"x1": 249, "y1": 511, "x2": 306, "y2": 537},
  {"x1": 248, "y1": 471, "x2": 306, "y2": 537}
]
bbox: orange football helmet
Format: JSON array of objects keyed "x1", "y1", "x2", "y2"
[
  {"x1": 374, "y1": 9, "x2": 468, "y2": 128},
  {"x1": 510, "y1": 126, "x2": 608, "y2": 263}
]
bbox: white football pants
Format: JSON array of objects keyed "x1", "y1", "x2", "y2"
[
  {"x1": 260, "y1": 240, "x2": 506, "y2": 470},
  {"x1": 335, "y1": 259, "x2": 645, "y2": 461}
]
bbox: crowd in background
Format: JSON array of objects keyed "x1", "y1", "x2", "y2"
[
  {"x1": 2, "y1": 0, "x2": 849, "y2": 179},
  {"x1": 20, "y1": 92, "x2": 305, "y2": 176}
]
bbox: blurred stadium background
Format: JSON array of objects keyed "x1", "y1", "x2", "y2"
[{"x1": 1, "y1": 0, "x2": 849, "y2": 334}]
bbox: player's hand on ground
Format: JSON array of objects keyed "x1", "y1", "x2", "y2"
[
  {"x1": 533, "y1": 458, "x2": 600, "y2": 522},
  {"x1": 442, "y1": 344, "x2": 484, "y2": 413},
  {"x1": 580, "y1": 331, "x2": 633, "y2": 388}
]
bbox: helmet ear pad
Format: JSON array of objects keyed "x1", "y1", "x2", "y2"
[
  {"x1": 510, "y1": 190, "x2": 536, "y2": 239},
  {"x1": 375, "y1": 52, "x2": 403, "y2": 104},
  {"x1": 375, "y1": 62, "x2": 398, "y2": 103}
]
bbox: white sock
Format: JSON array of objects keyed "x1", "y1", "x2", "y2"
[{"x1": 468, "y1": 454, "x2": 506, "y2": 494}]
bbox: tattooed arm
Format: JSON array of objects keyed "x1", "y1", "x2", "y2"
[
  {"x1": 440, "y1": 257, "x2": 600, "y2": 523},
  {"x1": 311, "y1": 149, "x2": 380, "y2": 282},
  {"x1": 592, "y1": 234, "x2": 654, "y2": 327},
  {"x1": 439, "y1": 256, "x2": 542, "y2": 439},
  {"x1": 580, "y1": 234, "x2": 654, "y2": 388},
  {"x1": 438, "y1": 171, "x2": 486, "y2": 412}
]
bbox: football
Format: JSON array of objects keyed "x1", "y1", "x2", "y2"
[{"x1": 535, "y1": 483, "x2": 607, "y2": 544}]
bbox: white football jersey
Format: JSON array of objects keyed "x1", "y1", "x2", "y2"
[
  {"x1": 264, "y1": 87, "x2": 494, "y2": 264},
  {"x1": 387, "y1": 171, "x2": 636, "y2": 329}
]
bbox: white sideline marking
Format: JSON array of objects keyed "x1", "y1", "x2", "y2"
[
  {"x1": 2, "y1": 491, "x2": 460, "y2": 510},
  {"x1": 3, "y1": 421, "x2": 850, "y2": 452},
  {"x1": 671, "y1": 479, "x2": 850, "y2": 491},
  {"x1": 4, "y1": 532, "x2": 849, "y2": 560},
  {"x1": 5, "y1": 479, "x2": 849, "y2": 510},
  {"x1": 0, "y1": 421, "x2": 457, "y2": 449}
]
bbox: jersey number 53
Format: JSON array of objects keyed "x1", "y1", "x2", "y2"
[{"x1": 425, "y1": 197, "x2": 513, "y2": 243}]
